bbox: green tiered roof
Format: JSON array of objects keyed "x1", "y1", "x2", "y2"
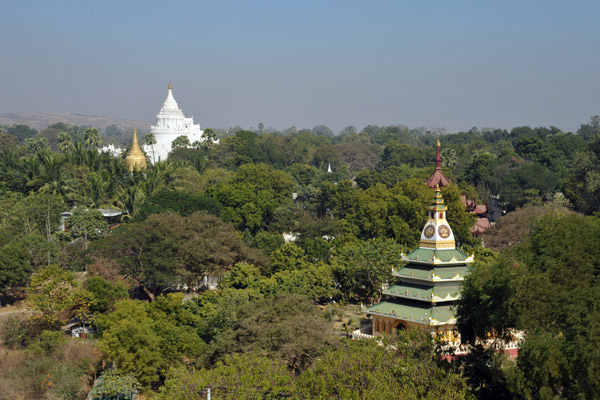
[
  {"x1": 402, "y1": 248, "x2": 472, "y2": 264},
  {"x1": 394, "y1": 265, "x2": 470, "y2": 281},
  {"x1": 385, "y1": 282, "x2": 460, "y2": 303},
  {"x1": 366, "y1": 300, "x2": 456, "y2": 326},
  {"x1": 366, "y1": 184, "x2": 474, "y2": 328}
]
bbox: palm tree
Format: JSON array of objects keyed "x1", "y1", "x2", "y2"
[
  {"x1": 83, "y1": 149, "x2": 100, "y2": 170},
  {"x1": 38, "y1": 152, "x2": 72, "y2": 197},
  {"x1": 145, "y1": 133, "x2": 157, "y2": 164},
  {"x1": 22, "y1": 157, "x2": 44, "y2": 191},
  {"x1": 74, "y1": 171, "x2": 113, "y2": 208},
  {"x1": 57, "y1": 132, "x2": 73, "y2": 153},
  {"x1": 67, "y1": 141, "x2": 87, "y2": 165},
  {"x1": 84, "y1": 128, "x2": 101, "y2": 149},
  {"x1": 115, "y1": 183, "x2": 145, "y2": 219},
  {"x1": 0, "y1": 149, "x2": 26, "y2": 192},
  {"x1": 440, "y1": 148, "x2": 458, "y2": 170},
  {"x1": 202, "y1": 128, "x2": 217, "y2": 150}
]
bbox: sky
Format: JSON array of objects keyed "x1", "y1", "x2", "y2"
[{"x1": 1, "y1": 0, "x2": 599, "y2": 133}]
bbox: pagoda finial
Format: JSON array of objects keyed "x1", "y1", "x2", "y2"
[
  {"x1": 125, "y1": 121, "x2": 147, "y2": 172},
  {"x1": 133, "y1": 122, "x2": 138, "y2": 144},
  {"x1": 168, "y1": 80, "x2": 172, "y2": 90},
  {"x1": 435, "y1": 137, "x2": 441, "y2": 169}
]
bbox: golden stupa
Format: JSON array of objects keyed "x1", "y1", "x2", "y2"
[{"x1": 125, "y1": 123, "x2": 147, "y2": 172}]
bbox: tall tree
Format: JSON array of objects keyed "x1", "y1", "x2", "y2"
[
  {"x1": 84, "y1": 128, "x2": 101, "y2": 148},
  {"x1": 201, "y1": 128, "x2": 217, "y2": 150},
  {"x1": 457, "y1": 213, "x2": 600, "y2": 398}
]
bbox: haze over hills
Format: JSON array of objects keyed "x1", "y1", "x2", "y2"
[{"x1": 0, "y1": 111, "x2": 151, "y2": 133}]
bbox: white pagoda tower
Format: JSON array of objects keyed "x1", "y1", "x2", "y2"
[{"x1": 144, "y1": 82, "x2": 204, "y2": 162}]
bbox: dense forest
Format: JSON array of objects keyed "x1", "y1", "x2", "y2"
[{"x1": 0, "y1": 116, "x2": 599, "y2": 399}]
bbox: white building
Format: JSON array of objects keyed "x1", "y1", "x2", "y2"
[{"x1": 143, "y1": 82, "x2": 204, "y2": 163}]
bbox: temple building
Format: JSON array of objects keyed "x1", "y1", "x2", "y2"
[
  {"x1": 461, "y1": 194, "x2": 492, "y2": 236},
  {"x1": 125, "y1": 123, "x2": 147, "y2": 172},
  {"x1": 143, "y1": 82, "x2": 204, "y2": 162},
  {"x1": 426, "y1": 139, "x2": 450, "y2": 189},
  {"x1": 364, "y1": 186, "x2": 474, "y2": 342}
]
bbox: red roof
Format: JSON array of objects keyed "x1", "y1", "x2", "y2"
[
  {"x1": 474, "y1": 204, "x2": 487, "y2": 214},
  {"x1": 426, "y1": 168, "x2": 450, "y2": 189},
  {"x1": 460, "y1": 194, "x2": 476, "y2": 211},
  {"x1": 470, "y1": 218, "x2": 491, "y2": 235}
]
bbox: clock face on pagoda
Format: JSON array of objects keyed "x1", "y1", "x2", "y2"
[
  {"x1": 438, "y1": 225, "x2": 451, "y2": 239},
  {"x1": 424, "y1": 225, "x2": 435, "y2": 239}
]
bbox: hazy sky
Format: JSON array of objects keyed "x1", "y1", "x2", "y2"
[{"x1": 1, "y1": 1, "x2": 599, "y2": 133}]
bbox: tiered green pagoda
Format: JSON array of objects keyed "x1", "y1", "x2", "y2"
[{"x1": 364, "y1": 186, "x2": 473, "y2": 342}]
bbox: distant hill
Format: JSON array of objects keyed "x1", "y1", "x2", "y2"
[{"x1": 0, "y1": 111, "x2": 151, "y2": 132}]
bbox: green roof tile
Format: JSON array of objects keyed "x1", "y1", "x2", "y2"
[
  {"x1": 404, "y1": 248, "x2": 472, "y2": 263},
  {"x1": 366, "y1": 300, "x2": 456, "y2": 325},
  {"x1": 394, "y1": 265, "x2": 471, "y2": 281},
  {"x1": 385, "y1": 282, "x2": 460, "y2": 302}
]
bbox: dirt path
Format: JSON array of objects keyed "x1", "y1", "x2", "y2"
[{"x1": 0, "y1": 303, "x2": 29, "y2": 319}]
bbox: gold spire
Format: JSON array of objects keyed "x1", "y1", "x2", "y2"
[
  {"x1": 125, "y1": 122, "x2": 147, "y2": 172},
  {"x1": 168, "y1": 80, "x2": 172, "y2": 90},
  {"x1": 437, "y1": 137, "x2": 441, "y2": 147}
]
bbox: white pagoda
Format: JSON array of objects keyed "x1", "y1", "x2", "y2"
[{"x1": 143, "y1": 82, "x2": 204, "y2": 162}]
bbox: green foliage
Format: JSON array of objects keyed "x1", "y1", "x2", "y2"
[
  {"x1": 29, "y1": 265, "x2": 77, "y2": 323},
  {"x1": 286, "y1": 162, "x2": 319, "y2": 186},
  {"x1": 172, "y1": 135, "x2": 191, "y2": 148},
  {"x1": 219, "y1": 262, "x2": 262, "y2": 290},
  {"x1": 190, "y1": 287, "x2": 263, "y2": 342},
  {"x1": 134, "y1": 190, "x2": 222, "y2": 221},
  {"x1": 65, "y1": 207, "x2": 108, "y2": 241},
  {"x1": 458, "y1": 213, "x2": 600, "y2": 398},
  {"x1": 84, "y1": 128, "x2": 102, "y2": 147},
  {"x1": 564, "y1": 135, "x2": 600, "y2": 214},
  {"x1": 21, "y1": 192, "x2": 65, "y2": 237},
  {"x1": 89, "y1": 369, "x2": 139, "y2": 400},
  {"x1": 0, "y1": 240, "x2": 33, "y2": 292},
  {"x1": 97, "y1": 294, "x2": 205, "y2": 388},
  {"x1": 26, "y1": 330, "x2": 66, "y2": 357},
  {"x1": 254, "y1": 262, "x2": 339, "y2": 302},
  {"x1": 253, "y1": 231, "x2": 284, "y2": 255},
  {"x1": 3, "y1": 118, "x2": 600, "y2": 397},
  {"x1": 7, "y1": 124, "x2": 38, "y2": 141},
  {"x1": 331, "y1": 238, "x2": 404, "y2": 301},
  {"x1": 380, "y1": 141, "x2": 429, "y2": 168},
  {"x1": 208, "y1": 163, "x2": 294, "y2": 233},
  {"x1": 71, "y1": 288, "x2": 97, "y2": 328},
  {"x1": 97, "y1": 212, "x2": 265, "y2": 301},
  {"x1": 205, "y1": 293, "x2": 338, "y2": 371},
  {"x1": 296, "y1": 331, "x2": 471, "y2": 400},
  {"x1": 85, "y1": 276, "x2": 129, "y2": 314},
  {"x1": 577, "y1": 115, "x2": 600, "y2": 141},
  {"x1": 158, "y1": 354, "x2": 293, "y2": 400}
]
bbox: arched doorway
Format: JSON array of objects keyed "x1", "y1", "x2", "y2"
[{"x1": 394, "y1": 321, "x2": 406, "y2": 332}]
